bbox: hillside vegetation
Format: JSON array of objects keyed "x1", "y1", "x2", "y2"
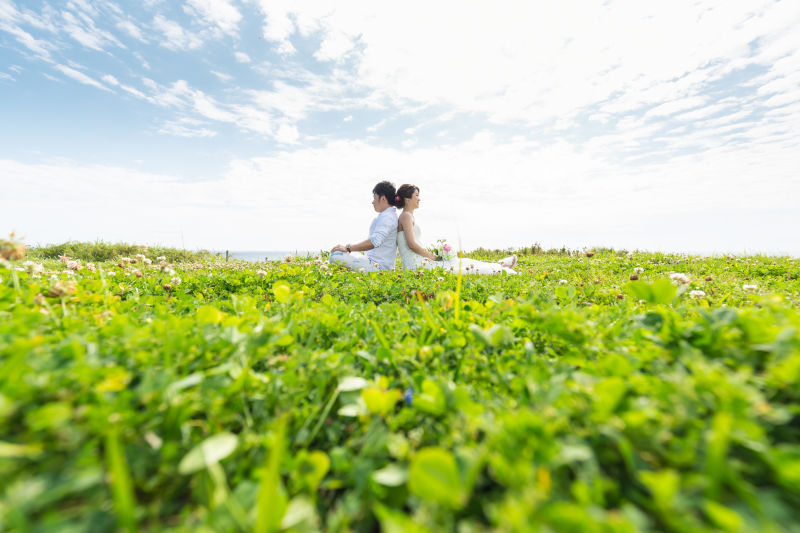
[{"x1": 2, "y1": 236, "x2": 799, "y2": 532}]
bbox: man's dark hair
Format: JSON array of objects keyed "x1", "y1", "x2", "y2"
[{"x1": 372, "y1": 181, "x2": 403, "y2": 208}]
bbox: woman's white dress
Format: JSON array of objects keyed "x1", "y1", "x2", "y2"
[{"x1": 397, "y1": 224, "x2": 517, "y2": 275}]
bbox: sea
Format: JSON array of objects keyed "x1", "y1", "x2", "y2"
[{"x1": 227, "y1": 251, "x2": 318, "y2": 262}]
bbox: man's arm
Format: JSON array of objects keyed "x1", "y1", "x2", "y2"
[
  {"x1": 331, "y1": 239, "x2": 374, "y2": 253},
  {"x1": 368, "y1": 214, "x2": 393, "y2": 249}
]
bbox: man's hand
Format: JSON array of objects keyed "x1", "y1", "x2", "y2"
[{"x1": 331, "y1": 244, "x2": 349, "y2": 253}]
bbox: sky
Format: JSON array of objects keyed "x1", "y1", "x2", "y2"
[{"x1": 2, "y1": 0, "x2": 799, "y2": 255}]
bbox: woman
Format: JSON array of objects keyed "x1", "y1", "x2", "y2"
[{"x1": 396, "y1": 184, "x2": 517, "y2": 275}]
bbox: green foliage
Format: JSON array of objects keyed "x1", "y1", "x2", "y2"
[
  {"x1": 1, "y1": 249, "x2": 799, "y2": 531},
  {"x1": 26, "y1": 239, "x2": 221, "y2": 263}
]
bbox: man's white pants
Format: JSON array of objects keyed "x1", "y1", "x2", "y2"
[{"x1": 329, "y1": 251, "x2": 381, "y2": 272}]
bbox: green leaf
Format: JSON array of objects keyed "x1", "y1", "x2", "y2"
[
  {"x1": 408, "y1": 447, "x2": 463, "y2": 508},
  {"x1": 593, "y1": 376, "x2": 627, "y2": 417},
  {"x1": 414, "y1": 380, "x2": 447, "y2": 416},
  {"x1": 625, "y1": 279, "x2": 677, "y2": 304},
  {"x1": 196, "y1": 305, "x2": 224, "y2": 324},
  {"x1": 280, "y1": 495, "x2": 318, "y2": 530},
  {"x1": 704, "y1": 501, "x2": 742, "y2": 533},
  {"x1": 273, "y1": 280, "x2": 291, "y2": 303},
  {"x1": 362, "y1": 387, "x2": 401, "y2": 416},
  {"x1": 178, "y1": 432, "x2": 238, "y2": 475},
  {"x1": 338, "y1": 376, "x2": 369, "y2": 391},
  {"x1": 640, "y1": 469, "x2": 680, "y2": 509},
  {"x1": 372, "y1": 464, "x2": 409, "y2": 487},
  {"x1": 105, "y1": 429, "x2": 138, "y2": 533},
  {"x1": 255, "y1": 417, "x2": 288, "y2": 533},
  {"x1": 296, "y1": 450, "x2": 330, "y2": 491}
]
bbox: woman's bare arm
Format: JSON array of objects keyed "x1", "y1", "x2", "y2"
[{"x1": 399, "y1": 212, "x2": 436, "y2": 260}]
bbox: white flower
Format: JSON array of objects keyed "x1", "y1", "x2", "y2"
[
  {"x1": 120, "y1": 257, "x2": 131, "y2": 263},
  {"x1": 626, "y1": 251, "x2": 634, "y2": 258},
  {"x1": 358, "y1": 268, "x2": 365, "y2": 273},
  {"x1": 107, "y1": 271, "x2": 116, "y2": 277},
  {"x1": 743, "y1": 284, "x2": 758, "y2": 291},
  {"x1": 63, "y1": 270, "x2": 74, "y2": 277},
  {"x1": 157, "y1": 256, "x2": 166, "y2": 261},
  {"x1": 171, "y1": 277, "x2": 181, "y2": 286},
  {"x1": 689, "y1": 290, "x2": 706, "y2": 299},
  {"x1": 23, "y1": 261, "x2": 44, "y2": 274},
  {"x1": 321, "y1": 264, "x2": 329, "y2": 270},
  {"x1": 256, "y1": 270, "x2": 267, "y2": 278},
  {"x1": 284, "y1": 254, "x2": 293, "y2": 263},
  {"x1": 558, "y1": 279, "x2": 568, "y2": 285},
  {"x1": 48, "y1": 274, "x2": 58, "y2": 281},
  {"x1": 634, "y1": 267, "x2": 645, "y2": 275},
  {"x1": 135, "y1": 254, "x2": 145, "y2": 260},
  {"x1": 669, "y1": 273, "x2": 690, "y2": 285},
  {"x1": 143, "y1": 258, "x2": 152, "y2": 265},
  {"x1": 438, "y1": 277, "x2": 444, "y2": 281}
]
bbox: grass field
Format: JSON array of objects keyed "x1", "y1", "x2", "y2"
[{"x1": 2, "y1": 237, "x2": 799, "y2": 532}]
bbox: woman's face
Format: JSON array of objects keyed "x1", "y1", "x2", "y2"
[{"x1": 407, "y1": 189, "x2": 421, "y2": 210}]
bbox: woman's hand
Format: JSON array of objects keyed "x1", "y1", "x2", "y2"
[{"x1": 331, "y1": 244, "x2": 349, "y2": 253}]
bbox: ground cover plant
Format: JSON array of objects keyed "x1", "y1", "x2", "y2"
[{"x1": 2, "y1": 235, "x2": 800, "y2": 532}]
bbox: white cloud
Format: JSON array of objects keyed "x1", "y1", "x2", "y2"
[
  {"x1": 120, "y1": 84, "x2": 147, "y2": 98},
  {"x1": 235, "y1": 51, "x2": 251, "y2": 63},
  {"x1": 275, "y1": 124, "x2": 300, "y2": 143},
  {"x1": 116, "y1": 20, "x2": 147, "y2": 42},
  {"x1": 101, "y1": 74, "x2": 119, "y2": 85},
  {"x1": 61, "y1": 10, "x2": 125, "y2": 51},
  {"x1": 343, "y1": 115, "x2": 353, "y2": 121},
  {"x1": 133, "y1": 52, "x2": 151, "y2": 70},
  {"x1": 53, "y1": 65, "x2": 114, "y2": 92},
  {"x1": 367, "y1": 119, "x2": 386, "y2": 132},
  {"x1": 645, "y1": 96, "x2": 707, "y2": 117},
  {"x1": 151, "y1": 15, "x2": 205, "y2": 51},
  {"x1": 251, "y1": 0, "x2": 297, "y2": 54},
  {"x1": 402, "y1": 138, "x2": 417, "y2": 148},
  {"x1": 4, "y1": 130, "x2": 799, "y2": 252},
  {"x1": 42, "y1": 72, "x2": 64, "y2": 82},
  {"x1": 0, "y1": 71, "x2": 15, "y2": 81},
  {"x1": 9, "y1": 65, "x2": 23, "y2": 73},
  {"x1": 314, "y1": 30, "x2": 354, "y2": 62},
  {"x1": 186, "y1": 0, "x2": 242, "y2": 36},
  {"x1": 211, "y1": 70, "x2": 233, "y2": 82},
  {"x1": 0, "y1": 8, "x2": 56, "y2": 59},
  {"x1": 158, "y1": 121, "x2": 218, "y2": 137}
]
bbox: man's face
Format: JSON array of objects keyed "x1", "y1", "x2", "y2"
[{"x1": 372, "y1": 193, "x2": 385, "y2": 212}]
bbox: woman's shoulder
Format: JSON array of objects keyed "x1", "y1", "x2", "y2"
[{"x1": 398, "y1": 211, "x2": 414, "y2": 222}]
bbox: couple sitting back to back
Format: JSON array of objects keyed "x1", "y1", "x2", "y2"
[{"x1": 329, "y1": 181, "x2": 517, "y2": 275}]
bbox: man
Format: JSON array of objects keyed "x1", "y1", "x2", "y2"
[{"x1": 330, "y1": 181, "x2": 400, "y2": 272}]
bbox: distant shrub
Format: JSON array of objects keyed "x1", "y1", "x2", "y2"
[{"x1": 26, "y1": 240, "x2": 221, "y2": 263}]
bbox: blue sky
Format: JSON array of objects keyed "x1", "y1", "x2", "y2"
[{"x1": 2, "y1": 0, "x2": 800, "y2": 254}]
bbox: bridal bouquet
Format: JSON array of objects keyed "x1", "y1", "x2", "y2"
[{"x1": 429, "y1": 239, "x2": 456, "y2": 261}]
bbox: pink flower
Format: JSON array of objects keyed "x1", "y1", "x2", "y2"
[{"x1": 443, "y1": 244, "x2": 452, "y2": 252}]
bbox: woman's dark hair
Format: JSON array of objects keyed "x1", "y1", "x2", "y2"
[
  {"x1": 372, "y1": 181, "x2": 405, "y2": 208},
  {"x1": 396, "y1": 184, "x2": 419, "y2": 209}
]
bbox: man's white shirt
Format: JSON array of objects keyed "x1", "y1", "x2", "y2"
[{"x1": 364, "y1": 208, "x2": 398, "y2": 270}]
